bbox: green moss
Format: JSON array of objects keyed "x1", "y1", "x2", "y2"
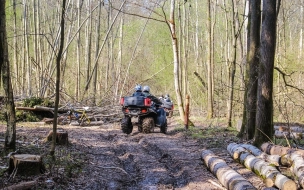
[{"x1": 15, "y1": 110, "x2": 40, "y2": 122}]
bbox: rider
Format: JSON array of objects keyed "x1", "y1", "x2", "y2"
[
  {"x1": 164, "y1": 94, "x2": 172, "y2": 102},
  {"x1": 132, "y1": 84, "x2": 144, "y2": 96},
  {"x1": 142, "y1": 86, "x2": 163, "y2": 106}
]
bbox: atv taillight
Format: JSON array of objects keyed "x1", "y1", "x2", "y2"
[
  {"x1": 141, "y1": 108, "x2": 147, "y2": 113},
  {"x1": 144, "y1": 98, "x2": 151, "y2": 106},
  {"x1": 120, "y1": 97, "x2": 124, "y2": 105}
]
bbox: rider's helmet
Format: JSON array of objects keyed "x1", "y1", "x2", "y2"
[
  {"x1": 143, "y1": 86, "x2": 150, "y2": 93},
  {"x1": 135, "y1": 84, "x2": 142, "y2": 92},
  {"x1": 165, "y1": 94, "x2": 170, "y2": 99}
]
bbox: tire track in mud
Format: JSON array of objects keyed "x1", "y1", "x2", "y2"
[
  {"x1": 113, "y1": 131, "x2": 219, "y2": 190},
  {"x1": 68, "y1": 126, "x2": 222, "y2": 190}
]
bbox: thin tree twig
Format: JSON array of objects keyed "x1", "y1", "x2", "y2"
[{"x1": 257, "y1": 128, "x2": 274, "y2": 144}]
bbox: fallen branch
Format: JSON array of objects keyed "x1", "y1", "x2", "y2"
[{"x1": 4, "y1": 180, "x2": 37, "y2": 190}]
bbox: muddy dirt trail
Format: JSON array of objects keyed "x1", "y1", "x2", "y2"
[
  {"x1": 0, "y1": 117, "x2": 267, "y2": 190},
  {"x1": 68, "y1": 121, "x2": 217, "y2": 189}
]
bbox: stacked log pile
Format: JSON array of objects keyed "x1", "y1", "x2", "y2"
[
  {"x1": 202, "y1": 142, "x2": 304, "y2": 189},
  {"x1": 273, "y1": 124, "x2": 304, "y2": 139},
  {"x1": 201, "y1": 149, "x2": 256, "y2": 190},
  {"x1": 261, "y1": 142, "x2": 304, "y2": 188}
]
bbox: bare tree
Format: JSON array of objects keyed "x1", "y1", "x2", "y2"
[
  {"x1": 207, "y1": 0, "x2": 214, "y2": 119},
  {"x1": 50, "y1": 0, "x2": 66, "y2": 156},
  {"x1": 0, "y1": 0, "x2": 17, "y2": 151},
  {"x1": 254, "y1": 0, "x2": 277, "y2": 146},
  {"x1": 168, "y1": 0, "x2": 185, "y2": 121},
  {"x1": 243, "y1": 0, "x2": 261, "y2": 140}
]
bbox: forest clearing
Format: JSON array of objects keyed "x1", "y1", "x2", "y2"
[
  {"x1": 1, "y1": 114, "x2": 269, "y2": 190},
  {"x1": 1, "y1": 0, "x2": 304, "y2": 189},
  {"x1": 1, "y1": 106, "x2": 304, "y2": 189}
]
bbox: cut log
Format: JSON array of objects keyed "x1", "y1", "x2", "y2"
[
  {"x1": 240, "y1": 144, "x2": 291, "y2": 166},
  {"x1": 46, "y1": 129, "x2": 68, "y2": 145},
  {"x1": 290, "y1": 153, "x2": 304, "y2": 188},
  {"x1": 228, "y1": 143, "x2": 297, "y2": 190},
  {"x1": 201, "y1": 149, "x2": 256, "y2": 190},
  {"x1": 4, "y1": 180, "x2": 37, "y2": 190},
  {"x1": 8, "y1": 154, "x2": 44, "y2": 176},
  {"x1": 274, "y1": 130, "x2": 303, "y2": 139},
  {"x1": 261, "y1": 143, "x2": 304, "y2": 188},
  {"x1": 274, "y1": 125, "x2": 304, "y2": 133},
  {"x1": 15, "y1": 107, "x2": 37, "y2": 111},
  {"x1": 261, "y1": 142, "x2": 304, "y2": 157}
]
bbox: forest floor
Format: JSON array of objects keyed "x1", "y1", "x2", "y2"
[{"x1": 0, "y1": 115, "x2": 270, "y2": 190}]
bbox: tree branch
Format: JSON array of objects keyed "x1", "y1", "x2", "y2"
[{"x1": 274, "y1": 67, "x2": 304, "y2": 96}]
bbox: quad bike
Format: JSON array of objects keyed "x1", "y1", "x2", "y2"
[
  {"x1": 120, "y1": 96, "x2": 167, "y2": 134},
  {"x1": 161, "y1": 99, "x2": 174, "y2": 118}
]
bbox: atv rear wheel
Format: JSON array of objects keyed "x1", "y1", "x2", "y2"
[
  {"x1": 138, "y1": 118, "x2": 143, "y2": 132},
  {"x1": 121, "y1": 117, "x2": 133, "y2": 134},
  {"x1": 142, "y1": 117, "x2": 154, "y2": 134},
  {"x1": 160, "y1": 119, "x2": 167, "y2": 134}
]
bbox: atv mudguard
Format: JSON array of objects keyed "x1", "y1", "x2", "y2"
[{"x1": 155, "y1": 108, "x2": 166, "y2": 127}]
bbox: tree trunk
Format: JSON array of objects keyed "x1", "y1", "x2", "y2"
[
  {"x1": 254, "y1": 0, "x2": 277, "y2": 147},
  {"x1": 168, "y1": 0, "x2": 185, "y2": 122},
  {"x1": 207, "y1": 0, "x2": 214, "y2": 119},
  {"x1": 241, "y1": 0, "x2": 261, "y2": 140},
  {"x1": 50, "y1": 0, "x2": 66, "y2": 156},
  {"x1": 201, "y1": 149, "x2": 256, "y2": 190},
  {"x1": 0, "y1": 0, "x2": 17, "y2": 151},
  {"x1": 13, "y1": 0, "x2": 19, "y2": 95},
  {"x1": 93, "y1": 0, "x2": 103, "y2": 105},
  {"x1": 76, "y1": 0, "x2": 82, "y2": 101},
  {"x1": 227, "y1": 0, "x2": 237, "y2": 127}
]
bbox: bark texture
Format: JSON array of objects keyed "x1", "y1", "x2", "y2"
[
  {"x1": 227, "y1": 143, "x2": 296, "y2": 189},
  {"x1": 201, "y1": 149, "x2": 256, "y2": 190},
  {"x1": 0, "y1": 0, "x2": 17, "y2": 151},
  {"x1": 244, "y1": 0, "x2": 261, "y2": 140},
  {"x1": 254, "y1": 0, "x2": 277, "y2": 146}
]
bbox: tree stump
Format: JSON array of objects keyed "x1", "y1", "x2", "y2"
[
  {"x1": 46, "y1": 129, "x2": 68, "y2": 145},
  {"x1": 9, "y1": 154, "x2": 43, "y2": 176}
]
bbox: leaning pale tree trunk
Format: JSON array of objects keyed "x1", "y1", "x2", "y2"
[
  {"x1": 13, "y1": 0, "x2": 19, "y2": 95},
  {"x1": 93, "y1": 0, "x2": 102, "y2": 105},
  {"x1": 207, "y1": 0, "x2": 213, "y2": 119},
  {"x1": 23, "y1": 0, "x2": 31, "y2": 95},
  {"x1": 85, "y1": 0, "x2": 92, "y2": 94},
  {"x1": 50, "y1": 0, "x2": 66, "y2": 156},
  {"x1": 114, "y1": 13, "x2": 124, "y2": 102},
  {"x1": 227, "y1": 0, "x2": 237, "y2": 127},
  {"x1": 76, "y1": 0, "x2": 82, "y2": 101},
  {"x1": 254, "y1": 0, "x2": 277, "y2": 146},
  {"x1": 0, "y1": 0, "x2": 17, "y2": 152},
  {"x1": 168, "y1": 0, "x2": 185, "y2": 122}
]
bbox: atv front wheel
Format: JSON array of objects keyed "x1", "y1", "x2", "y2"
[
  {"x1": 160, "y1": 119, "x2": 167, "y2": 134},
  {"x1": 121, "y1": 117, "x2": 133, "y2": 134},
  {"x1": 142, "y1": 117, "x2": 154, "y2": 134}
]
